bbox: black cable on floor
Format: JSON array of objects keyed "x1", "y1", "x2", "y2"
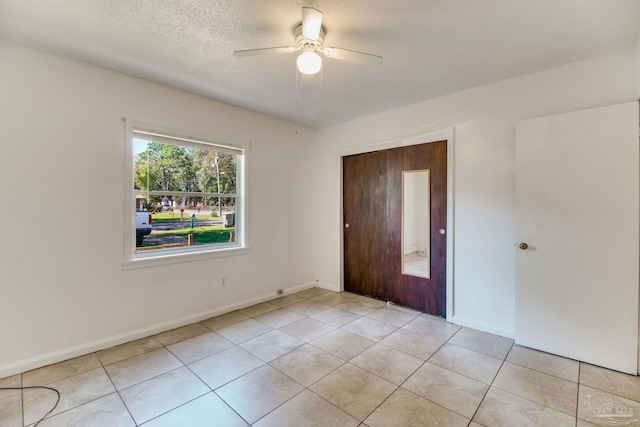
[{"x1": 0, "y1": 386, "x2": 61, "y2": 426}]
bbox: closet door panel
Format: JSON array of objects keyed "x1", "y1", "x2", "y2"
[
  {"x1": 343, "y1": 150, "x2": 388, "y2": 300},
  {"x1": 387, "y1": 141, "x2": 447, "y2": 315}
]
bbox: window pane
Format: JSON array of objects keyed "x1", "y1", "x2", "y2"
[
  {"x1": 133, "y1": 141, "x2": 237, "y2": 195},
  {"x1": 133, "y1": 135, "x2": 240, "y2": 253},
  {"x1": 135, "y1": 201, "x2": 236, "y2": 252}
]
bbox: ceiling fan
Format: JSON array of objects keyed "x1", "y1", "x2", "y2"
[{"x1": 233, "y1": 7, "x2": 383, "y2": 75}]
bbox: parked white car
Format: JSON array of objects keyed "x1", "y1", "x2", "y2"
[{"x1": 136, "y1": 211, "x2": 152, "y2": 247}]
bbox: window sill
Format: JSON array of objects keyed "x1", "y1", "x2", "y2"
[{"x1": 122, "y1": 245, "x2": 251, "y2": 270}]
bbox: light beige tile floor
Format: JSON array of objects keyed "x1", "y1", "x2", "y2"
[{"x1": 2, "y1": 288, "x2": 639, "y2": 426}]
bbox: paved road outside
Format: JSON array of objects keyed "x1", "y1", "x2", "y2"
[{"x1": 151, "y1": 219, "x2": 222, "y2": 231}]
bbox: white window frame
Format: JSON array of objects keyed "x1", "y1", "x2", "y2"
[{"x1": 122, "y1": 120, "x2": 249, "y2": 270}]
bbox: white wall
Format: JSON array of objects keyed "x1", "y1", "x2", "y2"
[
  {"x1": 402, "y1": 172, "x2": 429, "y2": 255},
  {"x1": 636, "y1": 37, "x2": 640, "y2": 374},
  {"x1": 414, "y1": 174, "x2": 429, "y2": 255},
  {"x1": 0, "y1": 41, "x2": 316, "y2": 377},
  {"x1": 402, "y1": 173, "x2": 416, "y2": 254},
  {"x1": 637, "y1": 35, "x2": 640, "y2": 98},
  {"x1": 313, "y1": 47, "x2": 638, "y2": 337}
]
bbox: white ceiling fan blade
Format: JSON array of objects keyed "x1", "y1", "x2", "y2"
[
  {"x1": 322, "y1": 47, "x2": 383, "y2": 66},
  {"x1": 302, "y1": 7, "x2": 323, "y2": 40},
  {"x1": 233, "y1": 46, "x2": 297, "y2": 57}
]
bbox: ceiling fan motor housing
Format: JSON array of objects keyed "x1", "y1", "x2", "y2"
[{"x1": 295, "y1": 24, "x2": 325, "y2": 49}]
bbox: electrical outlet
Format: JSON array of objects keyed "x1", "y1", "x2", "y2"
[{"x1": 221, "y1": 277, "x2": 227, "y2": 287}]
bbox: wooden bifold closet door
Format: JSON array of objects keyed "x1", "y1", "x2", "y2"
[{"x1": 343, "y1": 141, "x2": 447, "y2": 316}]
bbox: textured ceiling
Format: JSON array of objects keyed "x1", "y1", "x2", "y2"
[{"x1": 1, "y1": 0, "x2": 639, "y2": 128}]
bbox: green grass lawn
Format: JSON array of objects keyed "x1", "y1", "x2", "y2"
[
  {"x1": 152, "y1": 212, "x2": 220, "y2": 223},
  {"x1": 151, "y1": 225, "x2": 235, "y2": 244}
]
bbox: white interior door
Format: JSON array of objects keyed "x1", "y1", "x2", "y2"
[{"x1": 515, "y1": 101, "x2": 639, "y2": 374}]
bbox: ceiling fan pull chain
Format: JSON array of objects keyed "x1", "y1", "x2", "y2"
[{"x1": 320, "y1": 67, "x2": 324, "y2": 128}]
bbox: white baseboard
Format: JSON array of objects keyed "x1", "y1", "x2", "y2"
[
  {"x1": 312, "y1": 281, "x2": 340, "y2": 292},
  {"x1": 450, "y1": 315, "x2": 514, "y2": 339},
  {"x1": 0, "y1": 282, "x2": 321, "y2": 379}
]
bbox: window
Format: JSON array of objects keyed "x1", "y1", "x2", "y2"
[{"x1": 124, "y1": 125, "x2": 246, "y2": 265}]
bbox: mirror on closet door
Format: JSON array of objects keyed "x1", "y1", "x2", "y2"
[{"x1": 402, "y1": 170, "x2": 430, "y2": 278}]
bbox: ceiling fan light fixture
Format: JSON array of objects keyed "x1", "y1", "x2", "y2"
[
  {"x1": 233, "y1": 7, "x2": 383, "y2": 73},
  {"x1": 297, "y1": 50, "x2": 322, "y2": 75}
]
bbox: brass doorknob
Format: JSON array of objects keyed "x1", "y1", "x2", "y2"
[{"x1": 519, "y1": 242, "x2": 528, "y2": 250}]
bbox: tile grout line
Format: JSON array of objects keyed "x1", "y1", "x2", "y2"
[
  {"x1": 21, "y1": 355, "x2": 116, "y2": 426},
  {"x1": 245, "y1": 386, "x2": 307, "y2": 426},
  {"x1": 487, "y1": 358, "x2": 582, "y2": 419},
  {"x1": 207, "y1": 296, "x2": 392, "y2": 425},
  {"x1": 409, "y1": 326, "x2": 483, "y2": 385},
  {"x1": 471, "y1": 341, "x2": 585, "y2": 423},
  {"x1": 239, "y1": 309, "x2": 332, "y2": 425},
  {"x1": 503, "y1": 347, "x2": 582, "y2": 383},
  {"x1": 23, "y1": 355, "x2": 140, "y2": 426},
  {"x1": 234, "y1": 289, "x2": 334, "y2": 425},
  {"x1": 231, "y1": 298, "x2": 354, "y2": 425},
  {"x1": 121, "y1": 331, "x2": 247, "y2": 425},
  {"x1": 96, "y1": 351, "x2": 138, "y2": 426},
  {"x1": 575, "y1": 362, "x2": 581, "y2": 427},
  {"x1": 395, "y1": 323, "x2": 483, "y2": 422},
  {"x1": 330, "y1": 320, "x2": 460, "y2": 424},
  {"x1": 181, "y1": 354, "x2": 254, "y2": 425},
  {"x1": 277, "y1": 352, "x2": 390, "y2": 424},
  {"x1": 95, "y1": 336, "x2": 164, "y2": 368},
  {"x1": 493, "y1": 359, "x2": 581, "y2": 385},
  {"x1": 467, "y1": 340, "x2": 515, "y2": 424},
  {"x1": 20, "y1": 372, "x2": 24, "y2": 427}
]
